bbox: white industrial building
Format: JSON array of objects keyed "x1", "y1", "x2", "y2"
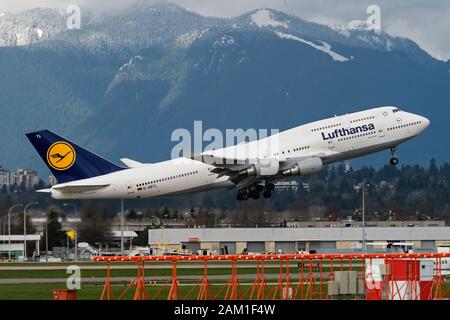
[
  {"x1": 148, "y1": 227, "x2": 450, "y2": 254},
  {"x1": 0, "y1": 235, "x2": 41, "y2": 259}
]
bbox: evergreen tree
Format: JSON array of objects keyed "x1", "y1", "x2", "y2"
[
  {"x1": 429, "y1": 158, "x2": 438, "y2": 176},
  {"x1": 78, "y1": 203, "x2": 111, "y2": 246},
  {"x1": 47, "y1": 207, "x2": 64, "y2": 249}
]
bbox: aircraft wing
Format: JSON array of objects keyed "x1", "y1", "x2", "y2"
[{"x1": 53, "y1": 183, "x2": 110, "y2": 193}]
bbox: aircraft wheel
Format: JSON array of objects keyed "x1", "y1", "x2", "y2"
[
  {"x1": 263, "y1": 190, "x2": 271, "y2": 198},
  {"x1": 256, "y1": 184, "x2": 264, "y2": 192},
  {"x1": 236, "y1": 193, "x2": 243, "y2": 201},
  {"x1": 241, "y1": 193, "x2": 249, "y2": 200},
  {"x1": 251, "y1": 192, "x2": 260, "y2": 200},
  {"x1": 267, "y1": 183, "x2": 275, "y2": 191},
  {"x1": 390, "y1": 157, "x2": 399, "y2": 166}
]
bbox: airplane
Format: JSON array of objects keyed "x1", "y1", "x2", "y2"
[{"x1": 26, "y1": 106, "x2": 429, "y2": 201}]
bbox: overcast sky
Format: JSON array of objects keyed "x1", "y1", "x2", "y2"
[{"x1": 1, "y1": 0, "x2": 449, "y2": 61}]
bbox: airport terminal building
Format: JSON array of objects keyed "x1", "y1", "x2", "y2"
[{"x1": 148, "y1": 226, "x2": 450, "y2": 254}]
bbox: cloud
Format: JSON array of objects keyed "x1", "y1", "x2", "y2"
[{"x1": 0, "y1": 0, "x2": 449, "y2": 60}]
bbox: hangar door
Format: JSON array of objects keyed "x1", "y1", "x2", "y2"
[
  {"x1": 275, "y1": 241, "x2": 296, "y2": 253},
  {"x1": 247, "y1": 242, "x2": 265, "y2": 253},
  {"x1": 219, "y1": 242, "x2": 236, "y2": 254},
  {"x1": 182, "y1": 242, "x2": 200, "y2": 253},
  {"x1": 422, "y1": 240, "x2": 435, "y2": 250},
  {"x1": 318, "y1": 241, "x2": 336, "y2": 251}
]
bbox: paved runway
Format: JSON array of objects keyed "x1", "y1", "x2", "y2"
[
  {"x1": 0, "y1": 263, "x2": 360, "y2": 271},
  {"x1": 0, "y1": 273, "x2": 294, "y2": 285}
]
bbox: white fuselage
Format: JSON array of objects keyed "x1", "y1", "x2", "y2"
[{"x1": 50, "y1": 106, "x2": 429, "y2": 199}]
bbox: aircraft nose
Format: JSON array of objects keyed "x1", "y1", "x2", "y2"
[{"x1": 420, "y1": 116, "x2": 430, "y2": 129}]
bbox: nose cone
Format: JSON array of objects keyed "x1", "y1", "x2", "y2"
[{"x1": 420, "y1": 116, "x2": 430, "y2": 129}]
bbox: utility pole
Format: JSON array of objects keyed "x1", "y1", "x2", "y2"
[
  {"x1": 63, "y1": 203, "x2": 78, "y2": 261},
  {"x1": 362, "y1": 181, "x2": 368, "y2": 252},
  {"x1": 8, "y1": 204, "x2": 23, "y2": 260},
  {"x1": 23, "y1": 202, "x2": 39, "y2": 262},
  {"x1": 121, "y1": 199, "x2": 124, "y2": 256},
  {"x1": 45, "y1": 219, "x2": 48, "y2": 262},
  {"x1": 75, "y1": 222, "x2": 78, "y2": 261}
]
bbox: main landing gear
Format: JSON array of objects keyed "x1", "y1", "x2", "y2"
[
  {"x1": 236, "y1": 182, "x2": 275, "y2": 201},
  {"x1": 390, "y1": 146, "x2": 399, "y2": 166}
]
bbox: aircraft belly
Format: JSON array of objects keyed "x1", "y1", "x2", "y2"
[
  {"x1": 163, "y1": 180, "x2": 235, "y2": 196},
  {"x1": 324, "y1": 137, "x2": 410, "y2": 163}
]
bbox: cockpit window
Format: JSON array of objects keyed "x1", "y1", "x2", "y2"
[{"x1": 393, "y1": 108, "x2": 401, "y2": 113}]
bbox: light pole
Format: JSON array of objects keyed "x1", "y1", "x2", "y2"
[
  {"x1": 8, "y1": 204, "x2": 23, "y2": 260},
  {"x1": 41, "y1": 212, "x2": 48, "y2": 262},
  {"x1": 121, "y1": 199, "x2": 124, "y2": 256},
  {"x1": 361, "y1": 181, "x2": 369, "y2": 252},
  {"x1": 2, "y1": 213, "x2": 20, "y2": 242},
  {"x1": 63, "y1": 203, "x2": 78, "y2": 261},
  {"x1": 1, "y1": 215, "x2": 8, "y2": 241},
  {"x1": 23, "y1": 202, "x2": 39, "y2": 261}
]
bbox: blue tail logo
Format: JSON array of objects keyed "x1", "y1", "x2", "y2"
[{"x1": 26, "y1": 130, "x2": 124, "y2": 183}]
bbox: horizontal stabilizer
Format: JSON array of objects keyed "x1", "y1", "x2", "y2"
[
  {"x1": 120, "y1": 158, "x2": 144, "y2": 168},
  {"x1": 36, "y1": 188, "x2": 51, "y2": 193},
  {"x1": 53, "y1": 183, "x2": 109, "y2": 193}
]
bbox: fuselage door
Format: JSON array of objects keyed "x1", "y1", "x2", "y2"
[
  {"x1": 127, "y1": 184, "x2": 135, "y2": 194},
  {"x1": 378, "y1": 125, "x2": 386, "y2": 138},
  {"x1": 327, "y1": 139, "x2": 335, "y2": 149}
]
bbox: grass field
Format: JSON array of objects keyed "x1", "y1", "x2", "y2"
[
  {"x1": 0, "y1": 283, "x2": 248, "y2": 300},
  {"x1": 0, "y1": 260, "x2": 412, "y2": 300},
  {"x1": 0, "y1": 267, "x2": 301, "y2": 279},
  {"x1": 0, "y1": 282, "x2": 331, "y2": 300},
  {"x1": 0, "y1": 266, "x2": 362, "y2": 279},
  {"x1": 0, "y1": 267, "x2": 447, "y2": 300},
  {"x1": 0, "y1": 263, "x2": 336, "y2": 299}
]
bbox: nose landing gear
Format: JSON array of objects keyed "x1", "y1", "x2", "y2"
[
  {"x1": 389, "y1": 146, "x2": 399, "y2": 166},
  {"x1": 390, "y1": 157, "x2": 399, "y2": 166}
]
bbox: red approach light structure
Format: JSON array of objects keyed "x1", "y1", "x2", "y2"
[{"x1": 93, "y1": 253, "x2": 450, "y2": 300}]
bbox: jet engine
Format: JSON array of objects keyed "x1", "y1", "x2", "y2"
[
  {"x1": 238, "y1": 159, "x2": 280, "y2": 176},
  {"x1": 282, "y1": 157, "x2": 323, "y2": 176}
]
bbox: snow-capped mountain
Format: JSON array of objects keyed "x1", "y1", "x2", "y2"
[
  {"x1": 0, "y1": 8, "x2": 67, "y2": 46},
  {"x1": 0, "y1": 2, "x2": 448, "y2": 172},
  {"x1": 0, "y1": 4, "x2": 438, "y2": 64}
]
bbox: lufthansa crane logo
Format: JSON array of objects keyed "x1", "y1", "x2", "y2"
[{"x1": 46, "y1": 141, "x2": 76, "y2": 171}]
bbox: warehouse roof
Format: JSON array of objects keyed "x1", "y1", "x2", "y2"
[{"x1": 149, "y1": 227, "x2": 450, "y2": 244}]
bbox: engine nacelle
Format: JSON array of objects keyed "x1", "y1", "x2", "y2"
[
  {"x1": 282, "y1": 157, "x2": 323, "y2": 176},
  {"x1": 238, "y1": 159, "x2": 280, "y2": 176},
  {"x1": 239, "y1": 164, "x2": 259, "y2": 176}
]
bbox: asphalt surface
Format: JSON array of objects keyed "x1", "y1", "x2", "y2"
[
  {"x1": 0, "y1": 263, "x2": 361, "y2": 271},
  {"x1": 0, "y1": 273, "x2": 293, "y2": 285}
]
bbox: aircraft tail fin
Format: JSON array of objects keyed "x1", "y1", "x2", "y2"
[{"x1": 26, "y1": 130, "x2": 125, "y2": 183}]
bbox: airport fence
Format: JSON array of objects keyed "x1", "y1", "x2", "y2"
[{"x1": 93, "y1": 253, "x2": 450, "y2": 300}]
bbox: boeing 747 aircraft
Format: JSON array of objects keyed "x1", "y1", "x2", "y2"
[{"x1": 26, "y1": 106, "x2": 429, "y2": 201}]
